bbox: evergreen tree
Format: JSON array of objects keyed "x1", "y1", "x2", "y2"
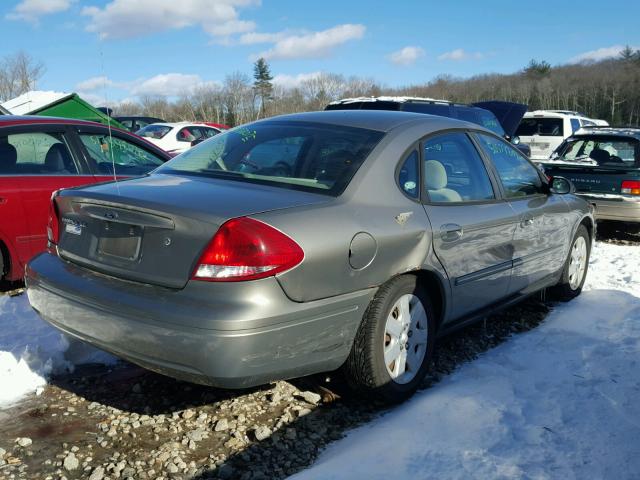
[
  {"x1": 619, "y1": 45, "x2": 636, "y2": 61},
  {"x1": 253, "y1": 57, "x2": 273, "y2": 118},
  {"x1": 523, "y1": 59, "x2": 552, "y2": 77}
]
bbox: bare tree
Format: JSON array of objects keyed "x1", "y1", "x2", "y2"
[{"x1": 0, "y1": 51, "x2": 45, "y2": 101}]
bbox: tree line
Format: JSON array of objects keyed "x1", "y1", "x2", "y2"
[{"x1": 3, "y1": 47, "x2": 640, "y2": 127}]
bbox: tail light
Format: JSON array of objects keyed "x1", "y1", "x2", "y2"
[
  {"x1": 192, "y1": 217, "x2": 304, "y2": 282},
  {"x1": 621, "y1": 180, "x2": 640, "y2": 195},
  {"x1": 47, "y1": 193, "x2": 60, "y2": 245}
]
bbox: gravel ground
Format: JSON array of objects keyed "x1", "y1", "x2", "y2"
[{"x1": 0, "y1": 225, "x2": 636, "y2": 480}]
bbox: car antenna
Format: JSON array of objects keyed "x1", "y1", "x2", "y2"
[{"x1": 100, "y1": 47, "x2": 120, "y2": 195}]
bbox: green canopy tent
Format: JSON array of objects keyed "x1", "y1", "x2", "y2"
[{"x1": 1, "y1": 91, "x2": 125, "y2": 129}]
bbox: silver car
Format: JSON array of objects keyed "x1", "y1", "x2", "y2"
[{"x1": 26, "y1": 111, "x2": 594, "y2": 402}]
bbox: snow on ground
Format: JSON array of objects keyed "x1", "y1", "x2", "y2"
[
  {"x1": 293, "y1": 242, "x2": 640, "y2": 480},
  {"x1": 0, "y1": 293, "x2": 116, "y2": 407}
]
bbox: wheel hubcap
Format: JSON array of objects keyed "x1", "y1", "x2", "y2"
[
  {"x1": 568, "y1": 236, "x2": 587, "y2": 290},
  {"x1": 383, "y1": 294, "x2": 428, "y2": 384}
]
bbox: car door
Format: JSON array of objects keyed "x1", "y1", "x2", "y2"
[
  {"x1": 0, "y1": 152, "x2": 29, "y2": 279},
  {"x1": 74, "y1": 127, "x2": 168, "y2": 181},
  {"x1": 473, "y1": 132, "x2": 570, "y2": 294},
  {"x1": 421, "y1": 131, "x2": 517, "y2": 320},
  {"x1": 3, "y1": 125, "x2": 94, "y2": 262}
]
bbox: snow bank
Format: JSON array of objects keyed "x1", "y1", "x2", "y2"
[
  {"x1": 293, "y1": 242, "x2": 640, "y2": 480},
  {"x1": 0, "y1": 293, "x2": 116, "y2": 407}
]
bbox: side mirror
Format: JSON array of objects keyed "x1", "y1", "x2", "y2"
[
  {"x1": 549, "y1": 176, "x2": 575, "y2": 194},
  {"x1": 511, "y1": 136, "x2": 521, "y2": 145}
]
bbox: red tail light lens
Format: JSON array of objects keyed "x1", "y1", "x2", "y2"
[
  {"x1": 621, "y1": 180, "x2": 640, "y2": 195},
  {"x1": 192, "y1": 217, "x2": 304, "y2": 282},
  {"x1": 47, "y1": 194, "x2": 60, "y2": 245}
]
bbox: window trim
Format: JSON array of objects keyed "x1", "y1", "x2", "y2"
[
  {"x1": 417, "y1": 128, "x2": 505, "y2": 206},
  {"x1": 471, "y1": 131, "x2": 550, "y2": 201}
]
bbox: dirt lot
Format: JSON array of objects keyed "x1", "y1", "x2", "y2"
[{"x1": 0, "y1": 224, "x2": 637, "y2": 480}]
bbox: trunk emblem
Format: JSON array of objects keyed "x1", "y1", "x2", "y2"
[
  {"x1": 104, "y1": 211, "x2": 118, "y2": 220},
  {"x1": 163, "y1": 237, "x2": 172, "y2": 246}
]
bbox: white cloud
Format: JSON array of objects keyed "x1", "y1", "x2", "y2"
[
  {"x1": 239, "y1": 31, "x2": 289, "y2": 45},
  {"x1": 438, "y1": 48, "x2": 484, "y2": 61},
  {"x1": 75, "y1": 76, "x2": 115, "y2": 92},
  {"x1": 81, "y1": 0, "x2": 258, "y2": 40},
  {"x1": 6, "y1": 0, "x2": 74, "y2": 23},
  {"x1": 255, "y1": 24, "x2": 365, "y2": 60},
  {"x1": 130, "y1": 73, "x2": 219, "y2": 97},
  {"x1": 388, "y1": 46, "x2": 425, "y2": 66},
  {"x1": 272, "y1": 71, "x2": 323, "y2": 89},
  {"x1": 569, "y1": 45, "x2": 638, "y2": 63}
]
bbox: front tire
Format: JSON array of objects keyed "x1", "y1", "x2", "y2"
[
  {"x1": 344, "y1": 275, "x2": 436, "y2": 403},
  {"x1": 551, "y1": 224, "x2": 590, "y2": 301}
]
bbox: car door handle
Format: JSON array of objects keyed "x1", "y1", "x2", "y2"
[
  {"x1": 440, "y1": 224, "x2": 463, "y2": 242},
  {"x1": 520, "y1": 215, "x2": 534, "y2": 228}
]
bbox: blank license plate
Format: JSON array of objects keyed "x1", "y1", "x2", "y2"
[{"x1": 97, "y1": 223, "x2": 142, "y2": 260}]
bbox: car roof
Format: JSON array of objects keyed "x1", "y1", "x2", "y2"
[
  {"x1": 259, "y1": 109, "x2": 481, "y2": 133},
  {"x1": 330, "y1": 96, "x2": 453, "y2": 106},
  {"x1": 573, "y1": 126, "x2": 640, "y2": 140},
  {"x1": 0, "y1": 114, "x2": 106, "y2": 127}
]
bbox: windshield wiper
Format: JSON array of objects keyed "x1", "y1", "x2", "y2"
[{"x1": 198, "y1": 169, "x2": 247, "y2": 178}]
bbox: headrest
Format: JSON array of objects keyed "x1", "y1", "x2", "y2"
[
  {"x1": 425, "y1": 160, "x2": 448, "y2": 190},
  {"x1": 0, "y1": 143, "x2": 17, "y2": 172},
  {"x1": 45, "y1": 143, "x2": 73, "y2": 172}
]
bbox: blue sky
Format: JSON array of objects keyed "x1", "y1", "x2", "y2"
[{"x1": 2, "y1": 0, "x2": 639, "y2": 105}]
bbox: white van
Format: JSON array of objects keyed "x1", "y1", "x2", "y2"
[{"x1": 515, "y1": 110, "x2": 608, "y2": 160}]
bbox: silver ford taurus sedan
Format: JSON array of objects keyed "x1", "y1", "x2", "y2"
[{"x1": 26, "y1": 110, "x2": 594, "y2": 402}]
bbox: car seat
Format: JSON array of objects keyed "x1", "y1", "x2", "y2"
[
  {"x1": 425, "y1": 160, "x2": 462, "y2": 202},
  {"x1": 589, "y1": 148, "x2": 611, "y2": 164},
  {"x1": 0, "y1": 143, "x2": 17, "y2": 173},
  {"x1": 44, "y1": 143, "x2": 76, "y2": 174}
]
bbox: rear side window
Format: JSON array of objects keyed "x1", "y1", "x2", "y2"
[
  {"x1": 570, "y1": 119, "x2": 581, "y2": 133},
  {"x1": 402, "y1": 103, "x2": 452, "y2": 116},
  {"x1": 422, "y1": 132, "x2": 495, "y2": 203},
  {"x1": 398, "y1": 150, "x2": 419, "y2": 199},
  {"x1": 158, "y1": 122, "x2": 384, "y2": 196},
  {"x1": 0, "y1": 132, "x2": 78, "y2": 175},
  {"x1": 476, "y1": 133, "x2": 543, "y2": 197},
  {"x1": 516, "y1": 118, "x2": 564, "y2": 137},
  {"x1": 79, "y1": 134, "x2": 165, "y2": 175}
]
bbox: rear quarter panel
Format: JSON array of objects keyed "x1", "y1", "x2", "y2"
[{"x1": 255, "y1": 121, "x2": 449, "y2": 303}]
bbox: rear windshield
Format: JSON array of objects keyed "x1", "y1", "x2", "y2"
[
  {"x1": 137, "y1": 124, "x2": 171, "y2": 139},
  {"x1": 554, "y1": 135, "x2": 639, "y2": 167},
  {"x1": 156, "y1": 121, "x2": 384, "y2": 195},
  {"x1": 516, "y1": 118, "x2": 564, "y2": 137}
]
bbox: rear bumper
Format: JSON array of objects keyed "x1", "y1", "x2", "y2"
[
  {"x1": 26, "y1": 252, "x2": 374, "y2": 388},
  {"x1": 578, "y1": 194, "x2": 640, "y2": 223}
]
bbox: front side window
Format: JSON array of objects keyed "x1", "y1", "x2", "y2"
[
  {"x1": 157, "y1": 122, "x2": 384, "y2": 195},
  {"x1": 515, "y1": 118, "x2": 564, "y2": 137},
  {"x1": 476, "y1": 133, "x2": 543, "y2": 198},
  {"x1": 423, "y1": 132, "x2": 495, "y2": 203},
  {"x1": 79, "y1": 134, "x2": 165, "y2": 175},
  {"x1": 0, "y1": 132, "x2": 78, "y2": 175}
]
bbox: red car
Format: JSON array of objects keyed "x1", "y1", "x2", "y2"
[{"x1": 0, "y1": 115, "x2": 171, "y2": 282}]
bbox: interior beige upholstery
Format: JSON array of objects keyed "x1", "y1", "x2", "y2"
[{"x1": 425, "y1": 159, "x2": 462, "y2": 202}]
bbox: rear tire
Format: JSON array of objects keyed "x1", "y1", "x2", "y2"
[
  {"x1": 344, "y1": 275, "x2": 436, "y2": 403},
  {"x1": 551, "y1": 225, "x2": 590, "y2": 301}
]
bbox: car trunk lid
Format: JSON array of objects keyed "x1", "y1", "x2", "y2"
[
  {"x1": 540, "y1": 162, "x2": 640, "y2": 195},
  {"x1": 55, "y1": 173, "x2": 331, "y2": 289}
]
